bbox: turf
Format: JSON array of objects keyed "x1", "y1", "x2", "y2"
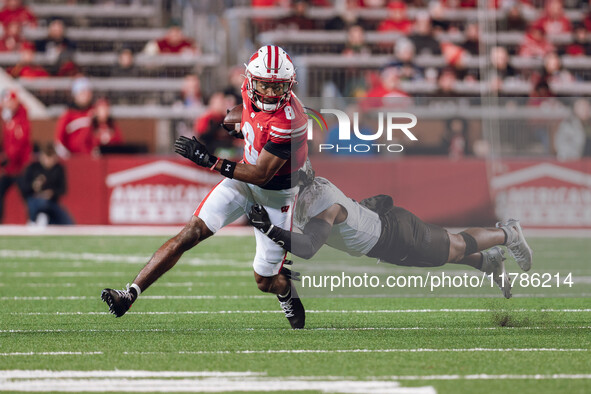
[{"x1": 0, "y1": 235, "x2": 590, "y2": 393}]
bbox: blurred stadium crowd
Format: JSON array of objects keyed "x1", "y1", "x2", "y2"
[{"x1": 1, "y1": 0, "x2": 591, "y2": 163}]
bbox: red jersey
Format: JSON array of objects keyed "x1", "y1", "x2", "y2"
[
  {"x1": 93, "y1": 120, "x2": 123, "y2": 147},
  {"x1": 8, "y1": 64, "x2": 50, "y2": 78},
  {"x1": 55, "y1": 106, "x2": 95, "y2": 155},
  {"x1": 240, "y1": 82, "x2": 308, "y2": 189},
  {"x1": 0, "y1": 5, "x2": 36, "y2": 28},
  {"x1": 156, "y1": 38, "x2": 194, "y2": 53},
  {"x1": 377, "y1": 20, "x2": 413, "y2": 34},
  {"x1": 532, "y1": 16, "x2": 571, "y2": 35},
  {"x1": 1, "y1": 104, "x2": 31, "y2": 175},
  {"x1": 518, "y1": 32, "x2": 555, "y2": 58},
  {"x1": 565, "y1": 44, "x2": 585, "y2": 56},
  {"x1": 0, "y1": 36, "x2": 32, "y2": 52}
]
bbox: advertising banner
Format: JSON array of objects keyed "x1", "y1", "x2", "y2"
[
  {"x1": 491, "y1": 160, "x2": 591, "y2": 228},
  {"x1": 105, "y1": 158, "x2": 223, "y2": 225}
]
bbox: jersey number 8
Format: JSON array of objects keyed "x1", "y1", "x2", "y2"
[{"x1": 243, "y1": 122, "x2": 259, "y2": 163}]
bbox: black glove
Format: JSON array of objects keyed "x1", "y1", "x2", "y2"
[
  {"x1": 221, "y1": 122, "x2": 244, "y2": 139},
  {"x1": 247, "y1": 204, "x2": 272, "y2": 234},
  {"x1": 280, "y1": 264, "x2": 301, "y2": 282},
  {"x1": 174, "y1": 136, "x2": 217, "y2": 168}
]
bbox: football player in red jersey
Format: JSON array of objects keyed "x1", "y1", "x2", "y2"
[{"x1": 102, "y1": 46, "x2": 309, "y2": 328}]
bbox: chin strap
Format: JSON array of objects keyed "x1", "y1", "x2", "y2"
[{"x1": 255, "y1": 98, "x2": 281, "y2": 112}]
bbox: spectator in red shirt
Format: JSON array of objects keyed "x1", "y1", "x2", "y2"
[
  {"x1": 252, "y1": 0, "x2": 278, "y2": 6},
  {"x1": 377, "y1": 1, "x2": 413, "y2": 34},
  {"x1": 366, "y1": 66, "x2": 410, "y2": 98},
  {"x1": 0, "y1": 20, "x2": 32, "y2": 52},
  {"x1": 8, "y1": 44, "x2": 50, "y2": 78},
  {"x1": 440, "y1": 0, "x2": 477, "y2": 8},
  {"x1": 144, "y1": 22, "x2": 198, "y2": 55},
  {"x1": 0, "y1": 0, "x2": 36, "y2": 30},
  {"x1": 441, "y1": 42, "x2": 468, "y2": 70},
  {"x1": 54, "y1": 77, "x2": 95, "y2": 158},
  {"x1": 532, "y1": 0, "x2": 571, "y2": 35},
  {"x1": 0, "y1": 89, "x2": 31, "y2": 222},
  {"x1": 91, "y1": 98, "x2": 123, "y2": 150},
  {"x1": 518, "y1": 25, "x2": 555, "y2": 58},
  {"x1": 564, "y1": 24, "x2": 591, "y2": 56},
  {"x1": 278, "y1": 0, "x2": 315, "y2": 30},
  {"x1": 359, "y1": 0, "x2": 386, "y2": 7}
]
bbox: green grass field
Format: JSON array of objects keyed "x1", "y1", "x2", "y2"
[{"x1": 1, "y1": 234, "x2": 590, "y2": 393}]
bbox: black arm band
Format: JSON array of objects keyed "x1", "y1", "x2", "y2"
[
  {"x1": 266, "y1": 218, "x2": 332, "y2": 259},
  {"x1": 263, "y1": 141, "x2": 291, "y2": 160},
  {"x1": 219, "y1": 159, "x2": 236, "y2": 178}
]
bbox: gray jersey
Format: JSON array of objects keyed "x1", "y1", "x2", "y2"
[{"x1": 293, "y1": 177, "x2": 382, "y2": 257}]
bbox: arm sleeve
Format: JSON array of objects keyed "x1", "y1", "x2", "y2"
[
  {"x1": 266, "y1": 218, "x2": 332, "y2": 259},
  {"x1": 263, "y1": 140, "x2": 290, "y2": 160}
]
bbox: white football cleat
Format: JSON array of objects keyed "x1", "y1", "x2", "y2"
[
  {"x1": 481, "y1": 246, "x2": 512, "y2": 299},
  {"x1": 496, "y1": 219, "x2": 533, "y2": 272}
]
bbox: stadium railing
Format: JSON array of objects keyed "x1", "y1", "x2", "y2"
[
  {"x1": 292, "y1": 54, "x2": 591, "y2": 97},
  {"x1": 30, "y1": 2, "x2": 162, "y2": 27},
  {"x1": 258, "y1": 30, "x2": 578, "y2": 52},
  {"x1": 22, "y1": 27, "x2": 177, "y2": 42}
]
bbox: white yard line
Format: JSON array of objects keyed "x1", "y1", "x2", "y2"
[
  {"x1": 0, "y1": 352, "x2": 103, "y2": 356},
  {"x1": 2, "y1": 326, "x2": 591, "y2": 334},
  {"x1": 383, "y1": 374, "x2": 591, "y2": 380},
  {"x1": 0, "y1": 295, "x2": 268, "y2": 301},
  {"x1": 2, "y1": 370, "x2": 591, "y2": 394},
  {"x1": 3, "y1": 271, "x2": 252, "y2": 278},
  {"x1": 0, "y1": 225, "x2": 253, "y2": 237},
  {"x1": 0, "y1": 249, "x2": 249, "y2": 268},
  {"x1": 120, "y1": 348, "x2": 589, "y2": 355},
  {"x1": 10, "y1": 308, "x2": 591, "y2": 316},
  {"x1": 0, "y1": 378, "x2": 432, "y2": 393},
  {"x1": 0, "y1": 371, "x2": 264, "y2": 378},
  {"x1": 1, "y1": 348, "x2": 586, "y2": 357},
  {"x1": 0, "y1": 282, "x2": 251, "y2": 288}
]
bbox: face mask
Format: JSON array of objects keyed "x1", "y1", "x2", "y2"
[{"x1": 2, "y1": 108, "x2": 13, "y2": 122}]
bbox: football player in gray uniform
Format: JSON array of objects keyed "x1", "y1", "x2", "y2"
[{"x1": 248, "y1": 166, "x2": 533, "y2": 300}]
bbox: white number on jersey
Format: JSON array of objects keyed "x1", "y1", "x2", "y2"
[
  {"x1": 284, "y1": 105, "x2": 295, "y2": 120},
  {"x1": 242, "y1": 121, "x2": 259, "y2": 163}
]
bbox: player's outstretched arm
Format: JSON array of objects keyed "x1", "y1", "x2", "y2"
[
  {"x1": 174, "y1": 136, "x2": 285, "y2": 187},
  {"x1": 248, "y1": 204, "x2": 340, "y2": 259}
]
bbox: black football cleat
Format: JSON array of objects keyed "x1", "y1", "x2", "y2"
[
  {"x1": 277, "y1": 284, "x2": 305, "y2": 329},
  {"x1": 101, "y1": 285, "x2": 135, "y2": 317}
]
